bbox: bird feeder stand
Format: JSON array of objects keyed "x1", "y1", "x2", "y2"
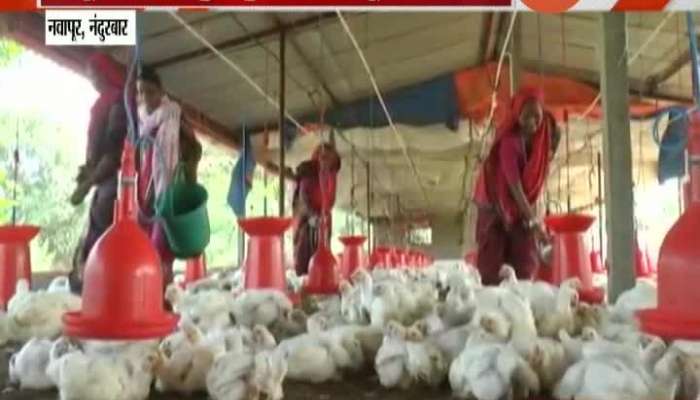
[
  {"x1": 239, "y1": 216, "x2": 292, "y2": 292},
  {"x1": 0, "y1": 225, "x2": 38, "y2": 310},
  {"x1": 537, "y1": 213, "x2": 604, "y2": 304},
  {"x1": 63, "y1": 142, "x2": 178, "y2": 339},
  {"x1": 0, "y1": 118, "x2": 39, "y2": 310},
  {"x1": 638, "y1": 112, "x2": 700, "y2": 339}
]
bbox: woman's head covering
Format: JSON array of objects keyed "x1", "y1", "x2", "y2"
[
  {"x1": 87, "y1": 52, "x2": 126, "y2": 92},
  {"x1": 311, "y1": 143, "x2": 341, "y2": 171},
  {"x1": 496, "y1": 86, "x2": 545, "y2": 140},
  {"x1": 477, "y1": 87, "x2": 552, "y2": 226},
  {"x1": 86, "y1": 53, "x2": 127, "y2": 160}
]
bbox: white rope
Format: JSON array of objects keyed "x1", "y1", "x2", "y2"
[
  {"x1": 462, "y1": 12, "x2": 519, "y2": 220},
  {"x1": 481, "y1": 12, "x2": 519, "y2": 133},
  {"x1": 336, "y1": 11, "x2": 431, "y2": 209},
  {"x1": 169, "y1": 12, "x2": 307, "y2": 135},
  {"x1": 172, "y1": 11, "x2": 398, "y2": 221},
  {"x1": 577, "y1": 12, "x2": 675, "y2": 121}
]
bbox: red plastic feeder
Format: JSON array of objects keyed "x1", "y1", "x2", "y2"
[
  {"x1": 238, "y1": 217, "x2": 292, "y2": 292},
  {"x1": 590, "y1": 250, "x2": 605, "y2": 274},
  {"x1": 537, "y1": 213, "x2": 604, "y2": 304},
  {"x1": 370, "y1": 247, "x2": 389, "y2": 269},
  {"x1": 63, "y1": 143, "x2": 177, "y2": 339},
  {"x1": 182, "y1": 254, "x2": 207, "y2": 288},
  {"x1": 338, "y1": 235, "x2": 367, "y2": 280},
  {"x1": 305, "y1": 217, "x2": 340, "y2": 295},
  {"x1": 634, "y1": 241, "x2": 653, "y2": 278},
  {"x1": 0, "y1": 225, "x2": 39, "y2": 310},
  {"x1": 638, "y1": 112, "x2": 700, "y2": 340}
]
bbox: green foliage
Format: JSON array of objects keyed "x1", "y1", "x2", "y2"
[
  {"x1": 0, "y1": 110, "x2": 87, "y2": 270},
  {"x1": 0, "y1": 40, "x2": 23, "y2": 68}
]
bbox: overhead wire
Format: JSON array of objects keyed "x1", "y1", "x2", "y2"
[
  {"x1": 169, "y1": 12, "x2": 306, "y2": 134},
  {"x1": 462, "y1": 11, "x2": 519, "y2": 228},
  {"x1": 171, "y1": 11, "x2": 395, "y2": 226},
  {"x1": 577, "y1": 12, "x2": 676, "y2": 121},
  {"x1": 336, "y1": 11, "x2": 431, "y2": 210}
]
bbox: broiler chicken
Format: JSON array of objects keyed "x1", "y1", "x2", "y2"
[
  {"x1": 48, "y1": 340, "x2": 158, "y2": 400},
  {"x1": 375, "y1": 321, "x2": 413, "y2": 389},
  {"x1": 554, "y1": 340, "x2": 681, "y2": 400},
  {"x1": 449, "y1": 330, "x2": 540, "y2": 400},
  {"x1": 8, "y1": 338, "x2": 54, "y2": 390},
  {"x1": 7, "y1": 280, "x2": 81, "y2": 341},
  {"x1": 153, "y1": 320, "x2": 219, "y2": 394},
  {"x1": 231, "y1": 289, "x2": 293, "y2": 328}
]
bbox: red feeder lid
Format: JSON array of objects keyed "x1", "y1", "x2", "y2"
[
  {"x1": 544, "y1": 213, "x2": 595, "y2": 233},
  {"x1": 0, "y1": 225, "x2": 40, "y2": 243},
  {"x1": 339, "y1": 235, "x2": 367, "y2": 246},
  {"x1": 238, "y1": 217, "x2": 293, "y2": 236}
]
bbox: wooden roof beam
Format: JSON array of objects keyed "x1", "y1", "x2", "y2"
[{"x1": 150, "y1": 12, "x2": 338, "y2": 70}]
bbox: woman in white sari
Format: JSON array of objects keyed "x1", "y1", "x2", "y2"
[{"x1": 136, "y1": 66, "x2": 201, "y2": 289}]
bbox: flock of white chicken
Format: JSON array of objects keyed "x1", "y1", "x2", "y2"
[{"x1": 2, "y1": 262, "x2": 699, "y2": 400}]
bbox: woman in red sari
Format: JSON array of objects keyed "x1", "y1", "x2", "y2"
[
  {"x1": 69, "y1": 53, "x2": 129, "y2": 293},
  {"x1": 293, "y1": 143, "x2": 342, "y2": 276},
  {"x1": 473, "y1": 87, "x2": 560, "y2": 285}
]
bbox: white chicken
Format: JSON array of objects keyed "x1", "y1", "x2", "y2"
[
  {"x1": 536, "y1": 283, "x2": 581, "y2": 338},
  {"x1": 369, "y1": 281, "x2": 403, "y2": 327},
  {"x1": 443, "y1": 284, "x2": 476, "y2": 328},
  {"x1": 6, "y1": 280, "x2": 81, "y2": 341},
  {"x1": 46, "y1": 276, "x2": 71, "y2": 293},
  {"x1": 279, "y1": 318, "x2": 363, "y2": 382},
  {"x1": 449, "y1": 330, "x2": 540, "y2": 400},
  {"x1": 498, "y1": 265, "x2": 558, "y2": 323},
  {"x1": 426, "y1": 324, "x2": 478, "y2": 362},
  {"x1": 611, "y1": 278, "x2": 657, "y2": 323},
  {"x1": 554, "y1": 339, "x2": 681, "y2": 400},
  {"x1": 8, "y1": 338, "x2": 54, "y2": 390},
  {"x1": 375, "y1": 321, "x2": 415, "y2": 389},
  {"x1": 525, "y1": 337, "x2": 573, "y2": 393},
  {"x1": 350, "y1": 268, "x2": 374, "y2": 314},
  {"x1": 339, "y1": 281, "x2": 369, "y2": 325},
  {"x1": 169, "y1": 286, "x2": 235, "y2": 334},
  {"x1": 404, "y1": 330, "x2": 449, "y2": 388},
  {"x1": 48, "y1": 340, "x2": 158, "y2": 400},
  {"x1": 206, "y1": 324, "x2": 285, "y2": 400},
  {"x1": 230, "y1": 289, "x2": 293, "y2": 328},
  {"x1": 153, "y1": 320, "x2": 219, "y2": 394}
]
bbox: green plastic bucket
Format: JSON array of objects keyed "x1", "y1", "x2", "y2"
[{"x1": 155, "y1": 167, "x2": 210, "y2": 259}]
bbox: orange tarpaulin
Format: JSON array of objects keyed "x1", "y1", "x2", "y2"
[{"x1": 454, "y1": 62, "x2": 674, "y2": 126}]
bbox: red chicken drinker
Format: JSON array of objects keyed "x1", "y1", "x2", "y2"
[{"x1": 638, "y1": 112, "x2": 700, "y2": 339}]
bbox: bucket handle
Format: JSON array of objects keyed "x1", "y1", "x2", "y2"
[{"x1": 158, "y1": 163, "x2": 187, "y2": 219}]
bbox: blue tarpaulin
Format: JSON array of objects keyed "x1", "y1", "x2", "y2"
[
  {"x1": 300, "y1": 73, "x2": 461, "y2": 132},
  {"x1": 228, "y1": 127, "x2": 256, "y2": 218},
  {"x1": 653, "y1": 106, "x2": 689, "y2": 184}
]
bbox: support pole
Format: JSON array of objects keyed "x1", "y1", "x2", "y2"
[
  {"x1": 278, "y1": 29, "x2": 286, "y2": 218},
  {"x1": 509, "y1": 15, "x2": 521, "y2": 95},
  {"x1": 599, "y1": 13, "x2": 636, "y2": 302}
]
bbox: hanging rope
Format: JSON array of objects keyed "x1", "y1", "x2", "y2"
[
  {"x1": 169, "y1": 12, "x2": 306, "y2": 135},
  {"x1": 462, "y1": 12, "x2": 519, "y2": 231},
  {"x1": 336, "y1": 11, "x2": 431, "y2": 210}
]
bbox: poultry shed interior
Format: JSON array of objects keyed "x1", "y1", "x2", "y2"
[{"x1": 1, "y1": 9, "x2": 700, "y2": 400}]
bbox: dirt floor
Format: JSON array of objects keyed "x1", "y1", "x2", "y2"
[{"x1": 0, "y1": 273, "x2": 455, "y2": 400}]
